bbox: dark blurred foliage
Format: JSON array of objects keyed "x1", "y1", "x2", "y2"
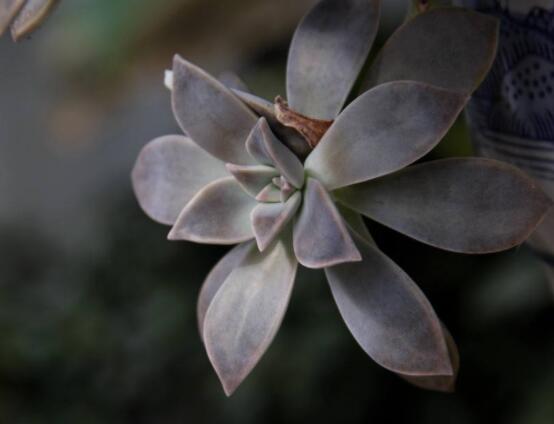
[{"x1": 0, "y1": 1, "x2": 552, "y2": 423}]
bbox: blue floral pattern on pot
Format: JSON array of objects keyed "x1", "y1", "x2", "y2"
[{"x1": 461, "y1": 0, "x2": 554, "y2": 286}]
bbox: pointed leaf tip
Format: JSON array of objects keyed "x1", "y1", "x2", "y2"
[
  {"x1": 246, "y1": 118, "x2": 305, "y2": 189},
  {"x1": 336, "y1": 158, "x2": 553, "y2": 254},
  {"x1": 293, "y1": 178, "x2": 361, "y2": 268},
  {"x1": 287, "y1": 0, "x2": 381, "y2": 119},
  {"x1": 306, "y1": 81, "x2": 467, "y2": 190},
  {"x1": 168, "y1": 177, "x2": 256, "y2": 244},
  {"x1": 203, "y1": 234, "x2": 297, "y2": 395},
  {"x1": 171, "y1": 55, "x2": 257, "y2": 165},
  {"x1": 131, "y1": 135, "x2": 227, "y2": 225},
  {"x1": 326, "y1": 233, "x2": 452, "y2": 376}
]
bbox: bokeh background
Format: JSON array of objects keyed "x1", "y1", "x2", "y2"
[{"x1": 0, "y1": 1, "x2": 552, "y2": 423}]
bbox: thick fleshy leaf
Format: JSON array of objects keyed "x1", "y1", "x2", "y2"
[
  {"x1": 226, "y1": 164, "x2": 279, "y2": 198},
  {"x1": 0, "y1": 0, "x2": 25, "y2": 35},
  {"x1": 286, "y1": 0, "x2": 380, "y2": 120},
  {"x1": 326, "y1": 233, "x2": 452, "y2": 376},
  {"x1": 171, "y1": 55, "x2": 258, "y2": 165},
  {"x1": 336, "y1": 204, "x2": 375, "y2": 245},
  {"x1": 204, "y1": 232, "x2": 297, "y2": 396},
  {"x1": 197, "y1": 242, "x2": 255, "y2": 340},
  {"x1": 293, "y1": 178, "x2": 361, "y2": 268},
  {"x1": 256, "y1": 183, "x2": 281, "y2": 203},
  {"x1": 132, "y1": 135, "x2": 228, "y2": 225},
  {"x1": 364, "y1": 7, "x2": 498, "y2": 94},
  {"x1": 233, "y1": 89, "x2": 311, "y2": 159},
  {"x1": 251, "y1": 192, "x2": 301, "y2": 251},
  {"x1": 218, "y1": 71, "x2": 249, "y2": 92},
  {"x1": 336, "y1": 158, "x2": 553, "y2": 253},
  {"x1": 246, "y1": 118, "x2": 305, "y2": 188},
  {"x1": 168, "y1": 177, "x2": 257, "y2": 244},
  {"x1": 400, "y1": 323, "x2": 460, "y2": 393},
  {"x1": 305, "y1": 81, "x2": 467, "y2": 190},
  {"x1": 10, "y1": 0, "x2": 58, "y2": 41}
]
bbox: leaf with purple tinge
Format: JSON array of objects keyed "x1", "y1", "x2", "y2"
[
  {"x1": 0, "y1": 0, "x2": 25, "y2": 35},
  {"x1": 293, "y1": 178, "x2": 361, "y2": 268},
  {"x1": 225, "y1": 164, "x2": 279, "y2": 198},
  {"x1": 251, "y1": 192, "x2": 301, "y2": 251},
  {"x1": 132, "y1": 135, "x2": 228, "y2": 226},
  {"x1": 305, "y1": 81, "x2": 467, "y2": 190},
  {"x1": 172, "y1": 55, "x2": 258, "y2": 166},
  {"x1": 287, "y1": 0, "x2": 380, "y2": 120},
  {"x1": 232, "y1": 89, "x2": 311, "y2": 159},
  {"x1": 204, "y1": 232, "x2": 297, "y2": 396},
  {"x1": 256, "y1": 183, "x2": 282, "y2": 203},
  {"x1": 335, "y1": 158, "x2": 553, "y2": 253},
  {"x1": 197, "y1": 241, "x2": 255, "y2": 340},
  {"x1": 168, "y1": 177, "x2": 257, "y2": 244},
  {"x1": 326, "y1": 232, "x2": 452, "y2": 376},
  {"x1": 399, "y1": 323, "x2": 460, "y2": 393},
  {"x1": 10, "y1": 0, "x2": 58, "y2": 41},
  {"x1": 364, "y1": 7, "x2": 499, "y2": 94},
  {"x1": 245, "y1": 118, "x2": 305, "y2": 188}
]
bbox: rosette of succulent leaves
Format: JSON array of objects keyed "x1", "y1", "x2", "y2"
[
  {"x1": 132, "y1": 0, "x2": 553, "y2": 396},
  {"x1": 0, "y1": 0, "x2": 58, "y2": 41}
]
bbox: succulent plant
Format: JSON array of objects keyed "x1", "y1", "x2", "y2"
[
  {"x1": 0, "y1": 0, "x2": 59, "y2": 41},
  {"x1": 132, "y1": 0, "x2": 552, "y2": 396}
]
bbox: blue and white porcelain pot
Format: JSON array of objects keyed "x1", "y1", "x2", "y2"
[{"x1": 460, "y1": 0, "x2": 554, "y2": 287}]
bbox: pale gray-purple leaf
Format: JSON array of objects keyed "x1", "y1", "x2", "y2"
[
  {"x1": 305, "y1": 81, "x2": 467, "y2": 190},
  {"x1": 232, "y1": 89, "x2": 311, "y2": 159},
  {"x1": 251, "y1": 191, "x2": 301, "y2": 251},
  {"x1": 364, "y1": 7, "x2": 498, "y2": 94},
  {"x1": 293, "y1": 178, "x2": 361, "y2": 268},
  {"x1": 245, "y1": 118, "x2": 304, "y2": 188},
  {"x1": 132, "y1": 135, "x2": 228, "y2": 225},
  {"x1": 218, "y1": 71, "x2": 249, "y2": 92},
  {"x1": 326, "y1": 233, "x2": 452, "y2": 376},
  {"x1": 336, "y1": 204, "x2": 375, "y2": 245},
  {"x1": 226, "y1": 163, "x2": 279, "y2": 198},
  {"x1": 172, "y1": 55, "x2": 258, "y2": 165},
  {"x1": 399, "y1": 323, "x2": 459, "y2": 392},
  {"x1": 168, "y1": 177, "x2": 257, "y2": 244},
  {"x1": 286, "y1": 0, "x2": 380, "y2": 120},
  {"x1": 10, "y1": 0, "x2": 58, "y2": 41},
  {"x1": 204, "y1": 233, "x2": 297, "y2": 396},
  {"x1": 335, "y1": 158, "x2": 553, "y2": 253},
  {"x1": 197, "y1": 241, "x2": 255, "y2": 340},
  {"x1": 0, "y1": 0, "x2": 25, "y2": 35},
  {"x1": 256, "y1": 183, "x2": 282, "y2": 203}
]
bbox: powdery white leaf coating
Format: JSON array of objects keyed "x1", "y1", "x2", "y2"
[
  {"x1": 204, "y1": 233, "x2": 297, "y2": 396},
  {"x1": 245, "y1": 118, "x2": 305, "y2": 188},
  {"x1": 172, "y1": 55, "x2": 258, "y2": 165},
  {"x1": 364, "y1": 7, "x2": 499, "y2": 94},
  {"x1": 232, "y1": 89, "x2": 311, "y2": 159},
  {"x1": 305, "y1": 81, "x2": 467, "y2": 190},
  {"x1": 225, "y1": 164, "x2": 279, "y2": 198},
  {"x1": 168, "y1": 177, "x2": 257, "y2": 244},
  {"x1": 131, "y1": 135, "x2": 228, "y2": 225},
  {"x1": 287, "y1": 0, "x2": 380, "y2": 120},
  {"x1": 326, "y1": 232, "x2": 452, "y2": 376},
  {"x1": 336, "y1": 158, "x2": 553, "y2": 253},
  {"x1": 255, "y1": 183, "x2": 282, "y2": 203},
  {"x1": 10, "y1": 0, "x2": 58, "y2": 41},
  {"x1": 399, "y1": 323, "x2": 460, "y2": 393},
  {"x1": 293, "y1": 178, "x2": 361, "y2": 268},
  {"x1": 197, "y1": 242, "x2": 255, "y2": 340},
  {"x1": 0, "y1": 0, "x2": 25, "y2": 35},
  {"x1": 251, "y1": 191, "x2": 301, "y2": 251}
]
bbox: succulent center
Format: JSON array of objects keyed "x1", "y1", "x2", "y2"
[{"x1": 274, "y1": 96, "x2": 333, "y2": 149}]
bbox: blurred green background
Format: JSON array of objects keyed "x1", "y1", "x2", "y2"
[{"x1": 0, "y1": 1, "x2": 552, "y2": 423}]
